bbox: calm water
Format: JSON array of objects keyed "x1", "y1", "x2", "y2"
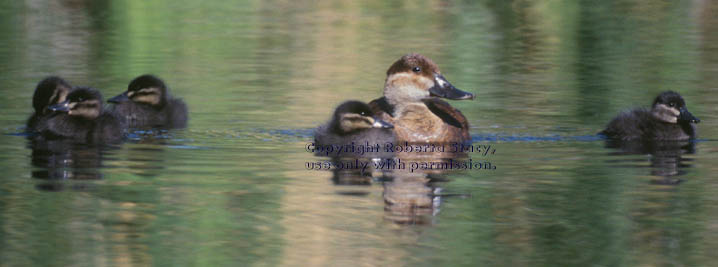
[{"x1": 2, "y1": 1, "x2": 718, "y2": 266}]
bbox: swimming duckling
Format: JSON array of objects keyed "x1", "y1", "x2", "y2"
[
  {"x1": 38, "y1": 87, "x2": 125, "y2": 143},
  {"x1": 315, "y1": 101, "x2": 394, "y2": 149},
  {"x1": 601, "y1": 91, "x2": 700, "y2": 140},
  {"x1": 108, "y1": 74, "x2": 188, "y2": 128},
  {"x1": 26, "y1": 76, "x2": 72, "y2": 132},
  {"x1": 368, "y1": 54, "x2": 474, "y2": 143}
]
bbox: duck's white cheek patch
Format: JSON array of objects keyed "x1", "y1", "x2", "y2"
[
  {"x1": 388, "y1": 74, "x2": 431, "y2": 96},
  {"x1": 653, "y1": 104, "x2": 679, "y2": 123},
  {"x1": 670, "y1": 107, "x2": 680, "y2": 117}
]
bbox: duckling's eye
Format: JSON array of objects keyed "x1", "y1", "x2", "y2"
[
  {"x1": 668, "y1": 102, "x2": 675, "y2": 107},
  {"x1": 412, "y1": 67, "x2": 421, "y2": 73},
  {"x1": 77, "y1": 97, "x2": 85, "y2": 102},
  {"x1": 359, "y1": 111, "x2": 367, "y2": 116}
]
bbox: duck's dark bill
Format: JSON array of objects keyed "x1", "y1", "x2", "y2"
[
  {"x1": 679, "y1": 107, "x2": 700, "y2": 123},
  {"x1": 108, "y1": 93, "x2": 129, "y2": 103},
  {"x1": 49, "y1": 101, "x2": 70, "y2": 112},
  {"x1": 429, "y1": 74, "x2": 474, "y2": 100},
  {"x1": 372, "y1": 118, "x2": 394, "y2": 129}
]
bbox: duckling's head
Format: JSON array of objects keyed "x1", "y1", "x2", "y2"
[
  {"x1": 331, "y1": 101, "x2": 393, "y2": 135},
  {"x1": 383, "y1": 54, "x2": 474, "y2": 107},
  {"x1": 33, "y1": 76, "x2": 71, "y2": 115},
  {"x1": 651, "y1": 91, "x2": 700, "y2": 124},
  {"x1": 49, "y1": 87, "x2": 103, "y2": 120},
  {"x1": 108, "y1": 74, "x2": 167, "y2": 108}
]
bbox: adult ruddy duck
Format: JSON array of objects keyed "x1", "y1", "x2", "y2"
[{"x1": 369, "y1": 54, "x2": 474, "y2": 143}]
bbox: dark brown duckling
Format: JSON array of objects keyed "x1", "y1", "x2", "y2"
[
  {"x1": 315, "y1": 101, "x2": 394, "y2": 148},
  {"x1": 108, "y1": 74, "x2": 188, "y2": 129},
  {"x1": 601, "y1": 91, "x2": 700, "y2": 140},
  {"x1": 37, "y1": 87, "x2": 125, "y2": 143},
  {"x1": 26, "y1": 76, "x2": 72, "y2": 133}
]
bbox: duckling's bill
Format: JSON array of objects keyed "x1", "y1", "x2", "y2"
[
  {"x1": 108, "y1": 93, "x2": 130, "y2": 103},
  {"x1": 679, "y1": 107, "x2": 700, "y2": 123},
  {"x1": 372, "y1": 118, "x2": 393, "y2": 129},
  {"x1": 49, "y1": 100, "x2": 72, "y2": 112}
]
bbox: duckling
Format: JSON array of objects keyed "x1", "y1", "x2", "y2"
[
  {"x1": 38, "y1": 87, "x2": 125, "y2": 143},
  {"x1": 108, "y1": 74, "x2": 188, "y2": 128},
  {"x1": 601, "y1": 91, "x2": 700, "y2": 140},
  {"x1": 315, "y1": 100, "x2": 394, "y2": 149},
  {"x1": 368, "y1": 53, "x2": 474, "y2": 143},
  {"x1": 26, "y1": 76, "x2": 72, "y2": 133}
]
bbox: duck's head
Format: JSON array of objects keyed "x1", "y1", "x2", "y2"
[
  {"x1": 49, "y1": 87, "x2": 103, "y2": 120},
  {"x1": 33, "y1": 76, "x2": 72, "y2": 115},
  {"x1": 651, "y1": 91, "x2": 700, "y2": 124},
  {"x1": 108, "y1": 74, "x2": 168, "y2": 108},
  {"x1": 331, "y1": 101, "x2": 393, "y2": 135},
  {"x1": 383, "y1": 54, "x2": 474, "y2": 106}
]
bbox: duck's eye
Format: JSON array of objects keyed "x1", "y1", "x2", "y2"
[
  {"x1": 668, "y1": 102, "x2": 675, "y2": 107},
  {"x1": 77, "y1": 97, "x2": 85, "y2": 102},
  {"x1": 359, "y1": 111, "x2": 367, "y2": 116},
  {"x1": 412, "y1": 67, "x2": 421, "y2": 73}
]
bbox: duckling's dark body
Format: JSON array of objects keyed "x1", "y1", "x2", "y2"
[
  {"x1": 601, "y1": 91, "x2": 699, "y2": 141},
  {"x1": 110, "y1": 98, "x2": 187, "y2": 128},
  {"x1": 36, "y1": 87, "x2": 125, "y2": 144},
  {"x1": 26, "y1": 76, "x2": 72, "y2": 133},
  {"x1": 108, "y1": 74, "x2": 188, "y2": 129},
  {"x1": 315, "y1": 122, "x2": 394, "y2": 147},
  {"x1": 601, "y1": 108, "x2": 696, "y2": 140},
  {"x1": 38, "y1": 111, "x2": 125, "y2": 143},
  {"x1": 315, "y1": 101, "x2": 394, "y2": 155}
]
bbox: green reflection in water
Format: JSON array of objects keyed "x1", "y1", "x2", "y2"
[{"x1": 0, "y1": 0, "x2": 717, "y2": 266}]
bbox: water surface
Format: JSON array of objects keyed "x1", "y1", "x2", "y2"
[{"x1": 1, "y1": 1, "x2": 718, "y2": 266}]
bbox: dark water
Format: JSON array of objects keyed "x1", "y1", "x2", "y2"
[{"x1": 2, "y1": 1, "x2": 718, "y2": 266}]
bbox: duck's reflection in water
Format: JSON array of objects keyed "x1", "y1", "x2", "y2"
[
  {"x1": 604, "y1": 139, "x2": 696, "y2": 184},
  {"x1": 30, "y1": 130, "x2": 183, "y2": 191},
  {"x1": 329, "y1": 158, "x2": 373, "y2": 187},
  {"x1": 382, "y1": 171, "x2": 436, "y2": 225},
  {"x1": 326, "y1": 144, "x2": 470, "y2": 225},
  {"x1": 28, "y1": 138, "x2": 155, "y2": 265},
  {"x1": 29, "y1": 139, "x2": 112, "y2": 191},
  {"x1": 123, "y1": 131, "x2": 174, "y2": 178}
]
